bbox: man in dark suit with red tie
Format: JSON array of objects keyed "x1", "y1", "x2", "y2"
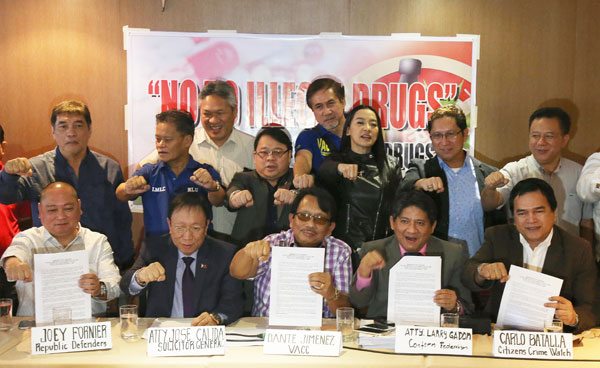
[{"x1": 120, "y1": 193, "x2": 243, "y2": 325}]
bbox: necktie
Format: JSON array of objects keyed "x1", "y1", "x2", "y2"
[
  {"x1": 182, "y1": 257, "x2": 195, "y2": 318},
  {"x1": 404, "y1": 252, "x2": 423, "y2": 256}
]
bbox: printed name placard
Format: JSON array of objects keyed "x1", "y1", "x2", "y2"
[
  {"x1": 493, "y1": 330, "x2": 573, "y2": 360},
  {"x1": 263, "y1": 329, "x2": 342, "y2": 357},
  {"x1": 395, "y1": 325, "x2": 473, "y2": 355},
  {"x1": 31, "y1": 321, "x2": 112, "y2": 355},
  {"x1": 146, "y1": 326, "x2": 225, "y2": 356}
]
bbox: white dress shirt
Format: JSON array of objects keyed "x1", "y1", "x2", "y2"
[
  {"x1": 520, "y1": 229, "x2": 553, "y2": 272},
  {"x1": 0, "y1": 225, "x2": 121, "y2": 317},
  {"x1": 498, "y1": 155, "x2": 592, "y2": 237},
  {"x1": 576, "y1": 152, "x2": 600, "y2": 259}
]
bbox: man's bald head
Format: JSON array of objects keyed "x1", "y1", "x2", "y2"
[
  {"x1": 38, "y1": 182, "x2": 82, "y2": 245},
  {"x1": 40, "y1": 182, "x2": 79, "y2": 203}
]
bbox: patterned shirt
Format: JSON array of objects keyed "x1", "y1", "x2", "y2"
[
  {"x1": 252, "y1": 229, "x2": 352, "y2": 318},
  {"x1": 439, "y1": 156, "x2": 484, "y2": 256}
]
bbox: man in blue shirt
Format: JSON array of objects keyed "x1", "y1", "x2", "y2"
[
  {"x1": 293, "y1": 77, "x2": 346, "y2": 188},
  {"x1": 116, "y1": 110, "x2": 225, "y2": 237},
  {"x1": 120, "y1": 193, "x2": 242, "y2": 324},
  {"x1": 0, "y1": 100, "x2": 134, "y2": 270},
  {"x1": 399, "y1": 105, "x2": 505, "y2": 256}
]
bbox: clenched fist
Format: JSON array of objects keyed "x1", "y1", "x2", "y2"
[
  {"x1": 243, "y1": 240, "x2": 271, "y2": 262},
  {"x1": 190, "y1": 168, "x2": 219, "y2": 191},
  {"x1": 293, "y1": 174, "x2": 314, "y2": 189},
  {"x1": 273, "y1": 188, "x2": 296, "y2": 205},
  {"x1": 229, "y1": 190, "x2": 254, "y2": 208},
  {"x1": 357, "y1": 250, "x2": 386, "y2": 278},
  {"x1": 415, "y1": 177, "x2": 444, "y2": 193},
  {"x1": 123, "y1": 176, "x2": 151, "y2": 196},
  {"x1": 4, "y1": 257, "x2": 33, "y2": 282},
  {"x1": 135, "y1": 262, "x2": 166, "y2": 285},
  {"x1": 338, "y1": 163, "x2": 359, "y2": 181},
  {"x1": 4, "y1": 158, "x2": 33, "y2": 177},
  {"x1": 484, "y1": 171, "x2": 509, "y2": 189}
]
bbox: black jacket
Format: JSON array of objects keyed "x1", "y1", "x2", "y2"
[{"x1": 318, "y1": 151, "x2": 402, "y2": 252}]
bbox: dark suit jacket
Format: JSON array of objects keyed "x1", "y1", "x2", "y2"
[
  {"x1": 120, "y1": 235, "x2": 243, "y2": 322},
  {"x1": 349, "y1": 235, "x2": 473, "y2": 318},
  {"x1": 461, "y1": 224, "x2": 597, "y2": 333},
  {"x1": 399, "y1": 155, "x2": 506, "y2": 241},
  {"x1": 226, "y1": 169, "x2": 294, "y2": 248}
]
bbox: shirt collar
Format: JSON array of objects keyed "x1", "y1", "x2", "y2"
[
  {"x1": 177, "y1": 249, "x2": 199, "y2": 261},
  {"x1": 399, "y1": 243, "x2": 427, "y2": 256},
  {"x1": 42, "y1": 224, "x2": 83, "y2": 250},
  {"x1": 528, "y1": 154, "x2": 563, "y2": 174},
  {"x1": 55, "y1": 146, "x2": 91, "y2": 165},
  {"x1": 157, "y1": 155, "x2": 199, "y2": 171},
  {"x1": 196, "y1": 126, "x2": 240, "y2": 148},
  {"x1": 285, "y1": 229, "x2": 328, "y2": 248},
  {"x1": 437, "y1": 151, "x2": 471, "y2": 171},
  {"x1": 519, "y1": 228, "x2": 554, "y2": 251}
]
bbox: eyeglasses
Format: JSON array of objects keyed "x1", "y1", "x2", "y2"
[
  {"x1": 430, "y1": 130, "x2": 463, "y2": 141},
  {"x1": 171, "y1": 224, "x2": 206, "y2": 236},
  {"x1": 529, "y1": 133, "x2": 560, "y2": 143},
  {"x1": 294, "y1": 212, "x2": 331, "y2": 225},
  {"x1": 254, "y1": 149, "x2": 289, "y2": 159}
]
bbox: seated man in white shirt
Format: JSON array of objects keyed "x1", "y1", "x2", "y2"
[{"x1": 0, "y1": 182, "x2": 121, "y2": 316}]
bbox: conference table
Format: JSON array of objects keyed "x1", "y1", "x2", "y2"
[{"x1": 1, "y1": 317, "x2": 599, "y2": 367}]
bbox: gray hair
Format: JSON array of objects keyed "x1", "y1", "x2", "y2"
[{"x1": 199, "y1": 80, "x2": 237, "y2": 110}]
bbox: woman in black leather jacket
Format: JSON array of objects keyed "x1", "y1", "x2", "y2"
[{"x1": 317, "y1": 105, "x2": 402, "y2": 266}]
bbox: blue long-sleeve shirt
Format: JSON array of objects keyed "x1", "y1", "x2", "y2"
[{"x1": 0, "y1": 147, "x2": 134, "y2": 269}]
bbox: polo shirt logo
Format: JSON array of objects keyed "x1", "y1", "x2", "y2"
[
  {"x1": 317, "y1": 138, "x2": 331, "y2": 156},
  {"x1": 152, "y1": 186, "x2": 166, "y2": 192}
]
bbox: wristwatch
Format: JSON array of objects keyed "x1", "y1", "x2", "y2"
[
  {"x1": 210, "y1": 313, "x2": 222, "y2": 325},
  {"x1": 98, "y1": 282, "x2": 107, "y2": 299},
  {"x1": 208, "y1": 181, "x2": 221, "y2": 192}
]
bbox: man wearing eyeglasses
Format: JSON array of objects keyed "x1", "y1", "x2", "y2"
[
  {"x1": 398, "y1": 105, "x2": 504, "y2": 256},
  {"x1": 116, "y1": 109, "x2": 224, "y2": 238},
  {"x1": 482, "y1": 107, "x2": 593, "y2": 241},
  {"x1": 230, "y1": 187, "x2": 353, "y2": 317},
  {"x1": 121, "y1": 193, "x2": 243, "y2": 325},
  {"x1": 226, "y1": 127, "x2": 297, "y2": 248}
]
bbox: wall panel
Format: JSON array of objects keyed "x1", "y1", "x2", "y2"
[{"x1": 0, "y1": 0, "x2": 597, "y2": 169}]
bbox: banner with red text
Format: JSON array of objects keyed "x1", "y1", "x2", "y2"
[{"x1": 125, "y1": 29, "x2": 479, "y2": 170}]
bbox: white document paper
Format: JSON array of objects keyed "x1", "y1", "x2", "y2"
[
  {"x1": 268, "y1": 246, "x2": 325, "y2": 327},
  {"x1": 496, "y1": 265, "x2": 563, "y2": 331},
  {"x1": 34, "y1": 250, "x2": 91, "y2": 324},
  {"x1": 387, "y1": 256, "x2": 441, "y2": 326}
]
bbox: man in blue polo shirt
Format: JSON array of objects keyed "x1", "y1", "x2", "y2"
[
  {"x1": 293, "y1": 77, "x2": 346, "y2": 189},
  {"x1": 116, "y1": 110, "x2": 225, "y2": 237}
]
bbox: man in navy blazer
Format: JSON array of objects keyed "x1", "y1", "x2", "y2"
[{"x1": 121, "y1": 193, "x2": 243, "y2": 325}]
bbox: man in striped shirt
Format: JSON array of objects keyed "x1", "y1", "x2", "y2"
[{"x1": 230, "y1": 187, "x2": 352, "y2": 317}]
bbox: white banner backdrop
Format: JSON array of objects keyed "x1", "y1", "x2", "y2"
[{"x1": 124, "y1": 29, "x2": 479, "y2": 171}]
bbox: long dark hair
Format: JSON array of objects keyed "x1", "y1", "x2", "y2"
[{"x1": 339, "y1": 104, "x2": 389, "y2": 175}]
